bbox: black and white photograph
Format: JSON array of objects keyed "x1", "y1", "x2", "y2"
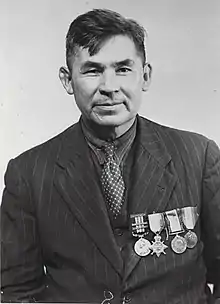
[{"x1": 1, "y1": 1, "x2": 220, "y2": 303}]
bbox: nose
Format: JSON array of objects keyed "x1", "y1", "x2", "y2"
[{"x1": 99, "y1": 70, "x2": 119, "y2": 96}]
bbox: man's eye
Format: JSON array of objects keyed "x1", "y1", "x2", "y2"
[
  {"x1": 116, "y1": 67, "x2": 132, "y2": 74},
  {"x1": 84, "y1": 69, "x2": 100, "y2": 75}
]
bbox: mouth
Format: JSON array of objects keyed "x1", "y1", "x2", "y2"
[
  {"x1": 94, "y1": 103, "x2": 122, "y2": 110},
  {"x1": 94, "y1": 100, "x2": 123, "y2": 107},
  {"x1": 93, "y1": 102, "x2": 124, "y2": 115},
  {"x1": 97, "y1": 103, "x2": 119, "y2": 106}
]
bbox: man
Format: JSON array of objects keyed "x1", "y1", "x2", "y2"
[{"x1": 1, "y1": 8, "x2": 220, "y2": 304}]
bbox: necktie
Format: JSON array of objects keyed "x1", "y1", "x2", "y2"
[{"x1": 101, "y1": 143, "x2": 125, "y2": 218}]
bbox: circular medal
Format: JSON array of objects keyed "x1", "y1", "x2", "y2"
[
  {"x1": 134, "y1": 238, "x2": 151, "y2": 256},
  {"x1": 171, "y1": 235, "x2": 187, "y2": 254},
  {"x1": 184, "y1": 230, "x2": 198, "y2": 248}
]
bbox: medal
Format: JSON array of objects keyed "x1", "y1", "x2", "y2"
[
  {"x1": 148, "y1": 213, "x2": 168, "y2": 257},
  {"x1": 134, "y1": 238, "x2": 151, "y2": 256},
  {"x1": 184, "y1": 230, "x2": 198, "y2": 248},
  {"x1": 181, "y1": 206, "x2": 198, "y2": 249},
  {"x1": 171, "y1": 235, "x2": 187, "y2": 254},
  {"x1": 165, "y1": 209, "x2": 186, "y2": 254},
  {"x1": 130, "y1": 213, "x2": 151, "y2": 256},
  {"x1": 150, "y1": 234, "x2": 168, "y2": 257}
]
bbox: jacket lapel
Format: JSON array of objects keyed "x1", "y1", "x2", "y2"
[
  {"x1": 124, "y1": 116, "x2": 178, "y2": 281},
  {"x1": 54, "y1": 122, "x2": 123, "y2": 277}
]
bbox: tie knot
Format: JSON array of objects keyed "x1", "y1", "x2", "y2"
[{"x1": 103, "y1": 143, "x2": 115, "y2": 160}]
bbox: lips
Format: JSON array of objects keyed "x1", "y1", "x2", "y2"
[
  {"x1": 93, "y1": 102, "x2": 124, "y2": 114},
  {"x1": 94, "y1": 100, "x2": 123, "y2": 107},
  {"x1": 97, "y1": 104, "x2": 119, "y2": 107},
  {"x1": 95, "y1": 103, "x2": 122, "y2": 109}
]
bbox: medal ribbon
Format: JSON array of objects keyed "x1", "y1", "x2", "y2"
[
  {"x1": 130, "y1": 213, "x2": 148, "y2": 238},
  {"x1": 181, "y1": 206, "x2": 198, "y2": 230},
  {"x1": 165, "y1": 209, "x2": 184, "y2": 235},
  {"x1": 148, "y1": 213, "x2": 165, "y2": 234}
]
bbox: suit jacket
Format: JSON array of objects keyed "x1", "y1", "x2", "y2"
[{"x1": 1, "y1": 116, "x2": 220, "y2": 303}]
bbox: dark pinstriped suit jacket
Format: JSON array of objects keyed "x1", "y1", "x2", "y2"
[{"x1": 1, "y1": 116, "x2": 220, "y2": 303}]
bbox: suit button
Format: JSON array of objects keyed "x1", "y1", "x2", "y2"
[
  {"x1": 123, "y1": 293, "x2": 132, "y2": 303},
  {"x1": 115, "y1": 228, "x2": 123, "y2": 236}
]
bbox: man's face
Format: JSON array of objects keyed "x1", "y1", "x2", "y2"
[{"x1": 62, "y1": 35, "x2": 150, "y2": 128}]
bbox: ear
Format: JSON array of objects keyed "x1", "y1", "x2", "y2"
[
  {"x1": 142, "y1": 63, "x2": 152, "y2": 92},
  {"x1": 59, "y1": 66, "x2": 74, "y2": 95}
]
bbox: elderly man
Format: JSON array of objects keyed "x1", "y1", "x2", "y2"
[{"x1": 1, "y1": 8, "x2": 220, "y2": 304}]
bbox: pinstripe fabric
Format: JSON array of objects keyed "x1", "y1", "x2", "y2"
[{"x1": 1, "y1": 116, "x2": 220, "y2": 303}]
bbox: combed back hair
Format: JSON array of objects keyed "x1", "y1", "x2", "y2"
[{"x1": 66, "y1": 9, "x2": 147, "y2": 69}]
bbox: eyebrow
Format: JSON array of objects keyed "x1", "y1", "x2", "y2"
[
  {"x1": 80, "y1": 59, "x2": 135, "y2": 71},
  {"x1": 113, "y1": 59, "x2": 135, "y2": 68}
]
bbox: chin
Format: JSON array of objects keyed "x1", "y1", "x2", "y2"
[{"x1": 92, "y1": 114, "x2": 130, "y2": 127}]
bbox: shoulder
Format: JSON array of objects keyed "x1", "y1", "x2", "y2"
[
  {"x1": 138, "y1": 116, "x2": 220, "y2": 174},
  {"x1": 138, "y1": 116, "x2": 210, "y2": 155},
  {"x1": 138, "y1": 117, "x2": 220, "y2": 190},
  {"x1": 6, "y1": 122, "x2": 80, "y2": 176}
]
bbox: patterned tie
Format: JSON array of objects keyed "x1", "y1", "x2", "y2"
[{"x1": 101, "y1": 143, "x2": 125, "y2": 218}]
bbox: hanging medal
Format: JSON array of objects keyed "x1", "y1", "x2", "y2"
[
  {"x1": 171, "y1": 235, "x2": 187, "y2": 254},
  {"x1": 134, "y1": 238, "x2": 152, "y2": 257},
  {"x1": 148, "y1": 213, "x2": 168, "y2": 257},
  {"x1": 130, "y1": 213, "x2": 151, "y2": 257},
  {"x1": 165, "y1": 209, "x2": 187, "y2": 254},
  {"x1": 181, "y1": 206, "x2": 198, "y2": 249}
]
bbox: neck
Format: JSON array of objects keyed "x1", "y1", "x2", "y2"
[{"x1": 82, "y1": 117, "x2": 136, "y2": 141}]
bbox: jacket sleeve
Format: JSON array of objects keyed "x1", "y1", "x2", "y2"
[
  {"x1": 201, "y1": 139, "x2": 220, "y2": 300},
  {"x1": 1, "y1": 159, "x2": 45, "y2": 302}
]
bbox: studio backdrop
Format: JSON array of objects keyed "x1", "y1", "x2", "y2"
[{"x1": 1, "y1": 0, "x2": 220, "y2": 197}]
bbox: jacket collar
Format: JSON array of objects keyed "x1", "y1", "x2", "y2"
[{"x1": 136, "y1": 115, "x2": 171, "y2": 167}]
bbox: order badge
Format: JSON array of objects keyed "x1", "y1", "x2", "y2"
[
  {"x1": 148, "y1": 212, "x2": 168, "y2": 257},
  {"x1": 150, "y1": 234, "x2": 168, "y2": 257}
]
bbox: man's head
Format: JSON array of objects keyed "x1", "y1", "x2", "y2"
[
  {"x1": 59, "y1": 9, "x2": 152, "y2": 137},
  {"x1": 65, "y1": 9, "x2": 147, "y2": 69}
]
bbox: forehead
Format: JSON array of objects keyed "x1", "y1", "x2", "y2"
[{"x1": 73, "y1": 35, "x2": 142, "y2": 67}]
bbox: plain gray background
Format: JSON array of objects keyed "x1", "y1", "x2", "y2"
[{"x1": 1, "y1": 0, "x2": 220, "y2": 197}]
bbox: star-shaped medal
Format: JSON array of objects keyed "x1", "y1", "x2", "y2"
[{"x1": 151, "y1": 234, "x2": 168, "y2": 257}]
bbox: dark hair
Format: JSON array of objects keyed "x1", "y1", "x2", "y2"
[{"x1": 66, "y1": 9, "x2": 147, "y2": 68}]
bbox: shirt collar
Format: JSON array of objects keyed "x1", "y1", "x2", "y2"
[{"x1": 81, "y1": 117, "x2": 137, "y2": 165}]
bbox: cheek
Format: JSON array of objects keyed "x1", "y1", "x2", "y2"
[
  {"x1": 73, "y1": 79, "x2": 100, "y2": 113},
  {"x1": 122, "y1": 70, "x2": 143, "y2": 88},
  {"x1": 120, "y1": 75, "x2": 143, "y2": 99},
  {"x1": 76, "y1": 78, "x2": 99, "y2": 95}
]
